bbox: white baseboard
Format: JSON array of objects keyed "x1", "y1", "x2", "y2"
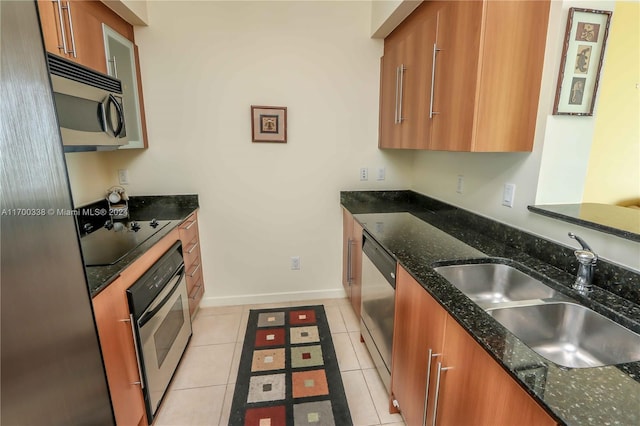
[{"x1": 199, "y1": 288, "x2": 348, "y2": 307}]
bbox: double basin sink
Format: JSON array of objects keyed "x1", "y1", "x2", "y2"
[{"x1": 433, "y1": 263, "x2": 640, "y2": 369}]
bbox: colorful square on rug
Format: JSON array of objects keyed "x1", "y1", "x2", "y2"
[
  {"x1": 293, "y1": 401, "x2": 336, "y2": 426},
  {"x1": 257, "y1": 312, "x2": 285, "y2": 327},
  {"x1": 229, "y1": 305, "x2": 352, "y2": 425},
  {"x1": 244, "y1": 405, "x2": 286, "y2": 426},
  {"x1": 289, "y1": 309, "x2": 317, "y2": 325},
  {"x1": 251, "y1": 348, "x2": 286, "y2": 372},
  {"x1": 255, "y1": 328, "x2": 286, "y2": 347},
  {"x1": 290, "y1": 326, "x2": 320, "y2": 344},
  {"x1": 292, "y1": 369, "x2": 329, "y2": 398},
  {"x1": 247, "y1": 373, "x2": 286, "y2": 403},
  {"x1": 290, "y1": 345, "x2": 323, "y2": 369}
]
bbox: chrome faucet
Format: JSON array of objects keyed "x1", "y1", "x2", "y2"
[{"x1": 568, "y1": 232, "x2": 597, "y2": 294}]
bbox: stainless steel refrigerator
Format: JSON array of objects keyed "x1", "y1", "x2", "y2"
[{"x1": 1, "y1": 1, "x2": 114, "y2": 424}]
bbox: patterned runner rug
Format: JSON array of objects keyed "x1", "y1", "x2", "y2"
[{"x1": 229, "y1": 305, "x2": 353, "y2": 425}]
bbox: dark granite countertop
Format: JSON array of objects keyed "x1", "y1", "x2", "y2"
[
  {"x1": 529, "y1": 203, "x2": 640, "y2": 242},
  {"x1": 84, "y1": 195, "x2": 199, "y2": 297},
  {"x1": 341, "y1": 191, "x2": 640, "y2": 426}
]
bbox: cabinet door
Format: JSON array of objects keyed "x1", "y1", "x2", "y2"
[
  {"x1": 379, "y1": 40, "x2": 405, "y2": 148},
  {"x1": 103, "y1": 24, "x2": 146, "y2": 149},
  {"x1": 342, "y1": 210, "x2": 363, "y2": 318},
  {"x1": 391, "y1": 266, "x2": 447, "y2": 426},
  {"x1": 429, "y1": 0, "x2": 483, "y2": 151},
  {"x1": 68, "y1": 0, "x2": 109, "y2": 73},
  {"x1": 93, "y1": 278, "x2": 147, "y2": 426},
  {"x1": 399, "y1": 10, "x2": 437, "y2": 150},
  {"x1": 350, "y1": 219, "x2": 363, "y2": 318},
  {"x1": 435, "y1": 315, "x2": 555, "y2": 426},
  {"x1": 341, "y1": 208, "x2": 354, "y2": 297},
  {"x1": 37, "y1": 0, "x2": 66, "y2": 57}
]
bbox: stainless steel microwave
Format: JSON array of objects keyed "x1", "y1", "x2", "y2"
[{"x1": 47, "y1": 53, "x2": 128, "y2": 152}]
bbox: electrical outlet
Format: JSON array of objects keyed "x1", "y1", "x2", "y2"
[
  {"x1": 377, "y1": 167, "x2": 386, "y2": 181},
  {"x1": 456, "y1": 175, "x2": 464, "y2": 194},
  {"x1": 360, "y1": 168, "x2": 368, "y2": 181},
  {"x1": 502, "y1": 183, "x2": 516, "y2": 207},
  {"x1": 118, "y1": 169, "x2": 129, "y2": 185},
  {"x1": 291, "y1": 256, "x2": 300, "y2": 270}
]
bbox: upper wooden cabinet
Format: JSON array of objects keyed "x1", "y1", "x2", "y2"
[
  {"x1": 37, "y1": 0, "x2": 134, "y2": 73},
  {"x1": 379, "y1": 0, "x2": 551, "y2": 152},
  {"x1": 379, "y1": 9, "x2": 438, "y2": 149}
]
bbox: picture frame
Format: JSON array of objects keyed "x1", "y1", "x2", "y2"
[
  {"x1": 553, "y1": 8, "x2": 612, "y2": 116},
  {"x1": 251, "y1": 105, "x2": 287, "y2": 143}
]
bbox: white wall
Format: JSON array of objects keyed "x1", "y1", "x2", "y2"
[
  {"x1": 108, "y1": 0, "x2": 413, "y2": 305},
  {"x1": 370, "y1": 0, "x2": 422, "y2": 38},
  {"x1": 411, "y1": 0, "x2": 640, "y2": 271}
]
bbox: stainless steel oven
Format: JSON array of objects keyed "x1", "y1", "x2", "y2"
[
  {"x1": 127, "y1": 242, "x2": 191, "y2": 423},
  {"x1": 360, "y1": 231, "x2": 397, "y2": 393}
]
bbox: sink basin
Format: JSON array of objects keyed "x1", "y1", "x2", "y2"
[
  {"x1": 434, "y1": 263, "x2": 559, "y2": 304},
  {"x1": 488, "y1": 302, "x2": 640, "y2": 368}
]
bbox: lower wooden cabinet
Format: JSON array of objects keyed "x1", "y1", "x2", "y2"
[
  {"x1": 93, "y1": 227, "x2": 182, "y2": 426},
  {"x1": 392, "y1": 266, "x2": 556, "y2": 426},
  {"x1": 92, "y1": 276, "x2": 147, "y2": 426},
  {"x1": 179, "y1": 211, "x2": 205, "y2": 318},
  {"x1": 342, "y1": 208, "x2": 362, "y2": 317}
]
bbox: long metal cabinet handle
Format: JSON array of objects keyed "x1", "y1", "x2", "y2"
[
  {"x1": 422, "y1": 350, "x2": 441, "y2": 426},
  {"x1": 183, "y1": 219, "x2": 196, "y2": 230},
  {"x1": 431, "y1": 362, "x2": 452, "y2": 426},
  {"x1": 122, "y1": 315, "x2": 145, "y2": 388},
  {"x1": 53, "y1": 0, "x2": 69, "y2": 54},
  {"x1": 394, "y1": 66, "x2": 400, "y2": 124},
  {"x1": 188, "y1": 263, "x2": 201, "y2": 278},
  {"x1": 398, "y1": 64, "x2": 406, "y2": 122},
  {"x1": 429, "y1": 44, "x2": 441, "y2": 118},
  {"x1": 186, "y1": 241, "x2": 199, "y2": 254},
  {"x1": 346, "y1": 238, "x2": 353, "y2": 284},
  {"x1": 62, "y1": 1, "x2": 77, "y2": 58}
]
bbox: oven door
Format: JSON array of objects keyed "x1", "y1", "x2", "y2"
[{"x1": 137, "y1": 266, "x2": 191, "y2": 419}]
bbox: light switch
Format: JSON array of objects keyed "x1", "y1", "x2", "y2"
[{"x1": 502, "y1": 183, "x2": 516, "y2": 207}]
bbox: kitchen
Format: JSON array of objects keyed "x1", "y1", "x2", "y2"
[{"x1": 1, "y1": 0, "x2": 639, "y2": 425}]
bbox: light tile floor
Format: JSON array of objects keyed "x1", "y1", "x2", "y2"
[{"x1": 153, "y1": 298, "x2": 406, "y2": 426}]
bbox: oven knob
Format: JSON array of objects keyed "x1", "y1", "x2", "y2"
[
  {"x1": 150, "y1": 218, "x2": 159, "y2": 228},
  {"x1": 104, "y1": 220, "x2": 114, "y2": 230},
  {"x1": 130, "y1": 221, "x2": 141, "y2": 232}
]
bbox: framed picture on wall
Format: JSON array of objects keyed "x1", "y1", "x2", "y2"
[
  {"x1": 251, "y1": 106, "x2": 287, "y2": 143},
  {"x1": 553, "y1": 8, "x2": 612, "y2": 116}
]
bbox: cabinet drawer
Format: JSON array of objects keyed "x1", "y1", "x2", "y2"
[
  {"x1": 186, "y1": 257, "x2": 202, "y2": 284},
  {"x1": 186, "y1": 263, "x2": 203, "y2": 293},
  {"x1": 188, "y1": 277, "x2": 204, "y2": 316},
  {"x1": 183, "y1": 239, "x2": 200, "y2": 268},
  {"x1": 179, "y1": 214, "x2": 199, "y2": 245}
]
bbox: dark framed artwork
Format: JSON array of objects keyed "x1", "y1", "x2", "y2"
[
  {"x1": 251, "y1": 106, "x2": 287, "y2": 143},
  {"x1": 553, "y1": 8, "x2": 612, "y2": 115}
]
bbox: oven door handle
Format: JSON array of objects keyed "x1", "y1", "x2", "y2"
[{"x1": 138, "y1": 265, "x2": 185, "y2": 327}]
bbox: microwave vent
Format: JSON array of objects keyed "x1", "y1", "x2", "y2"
[{"x1": 47, "y1": 53, "x2": 122, "y2": 94}]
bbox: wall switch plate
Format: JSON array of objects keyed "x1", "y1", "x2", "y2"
[
  {"x1": 456, "y1": 175, "x2": 464, "y2": 194},
  {"x1": 291, "y1": 256, "x2": 300, "y2": 270},
  {"x1": 377, "y1": 167, "x2": 386, "y2": 181},
  {"x1": 360, "y1": 168, "x2": 368, "y2": 181},
  {"x1": 118, "y1": 169, "x2": 129, "y2": 185},
  {"x1": 502, "y1": 183, "x2": 516, "y2": 207}
]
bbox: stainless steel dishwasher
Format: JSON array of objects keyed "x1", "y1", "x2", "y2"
[{"x1": 360, "y1": 231, "x2": 396, "y2": 392}]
